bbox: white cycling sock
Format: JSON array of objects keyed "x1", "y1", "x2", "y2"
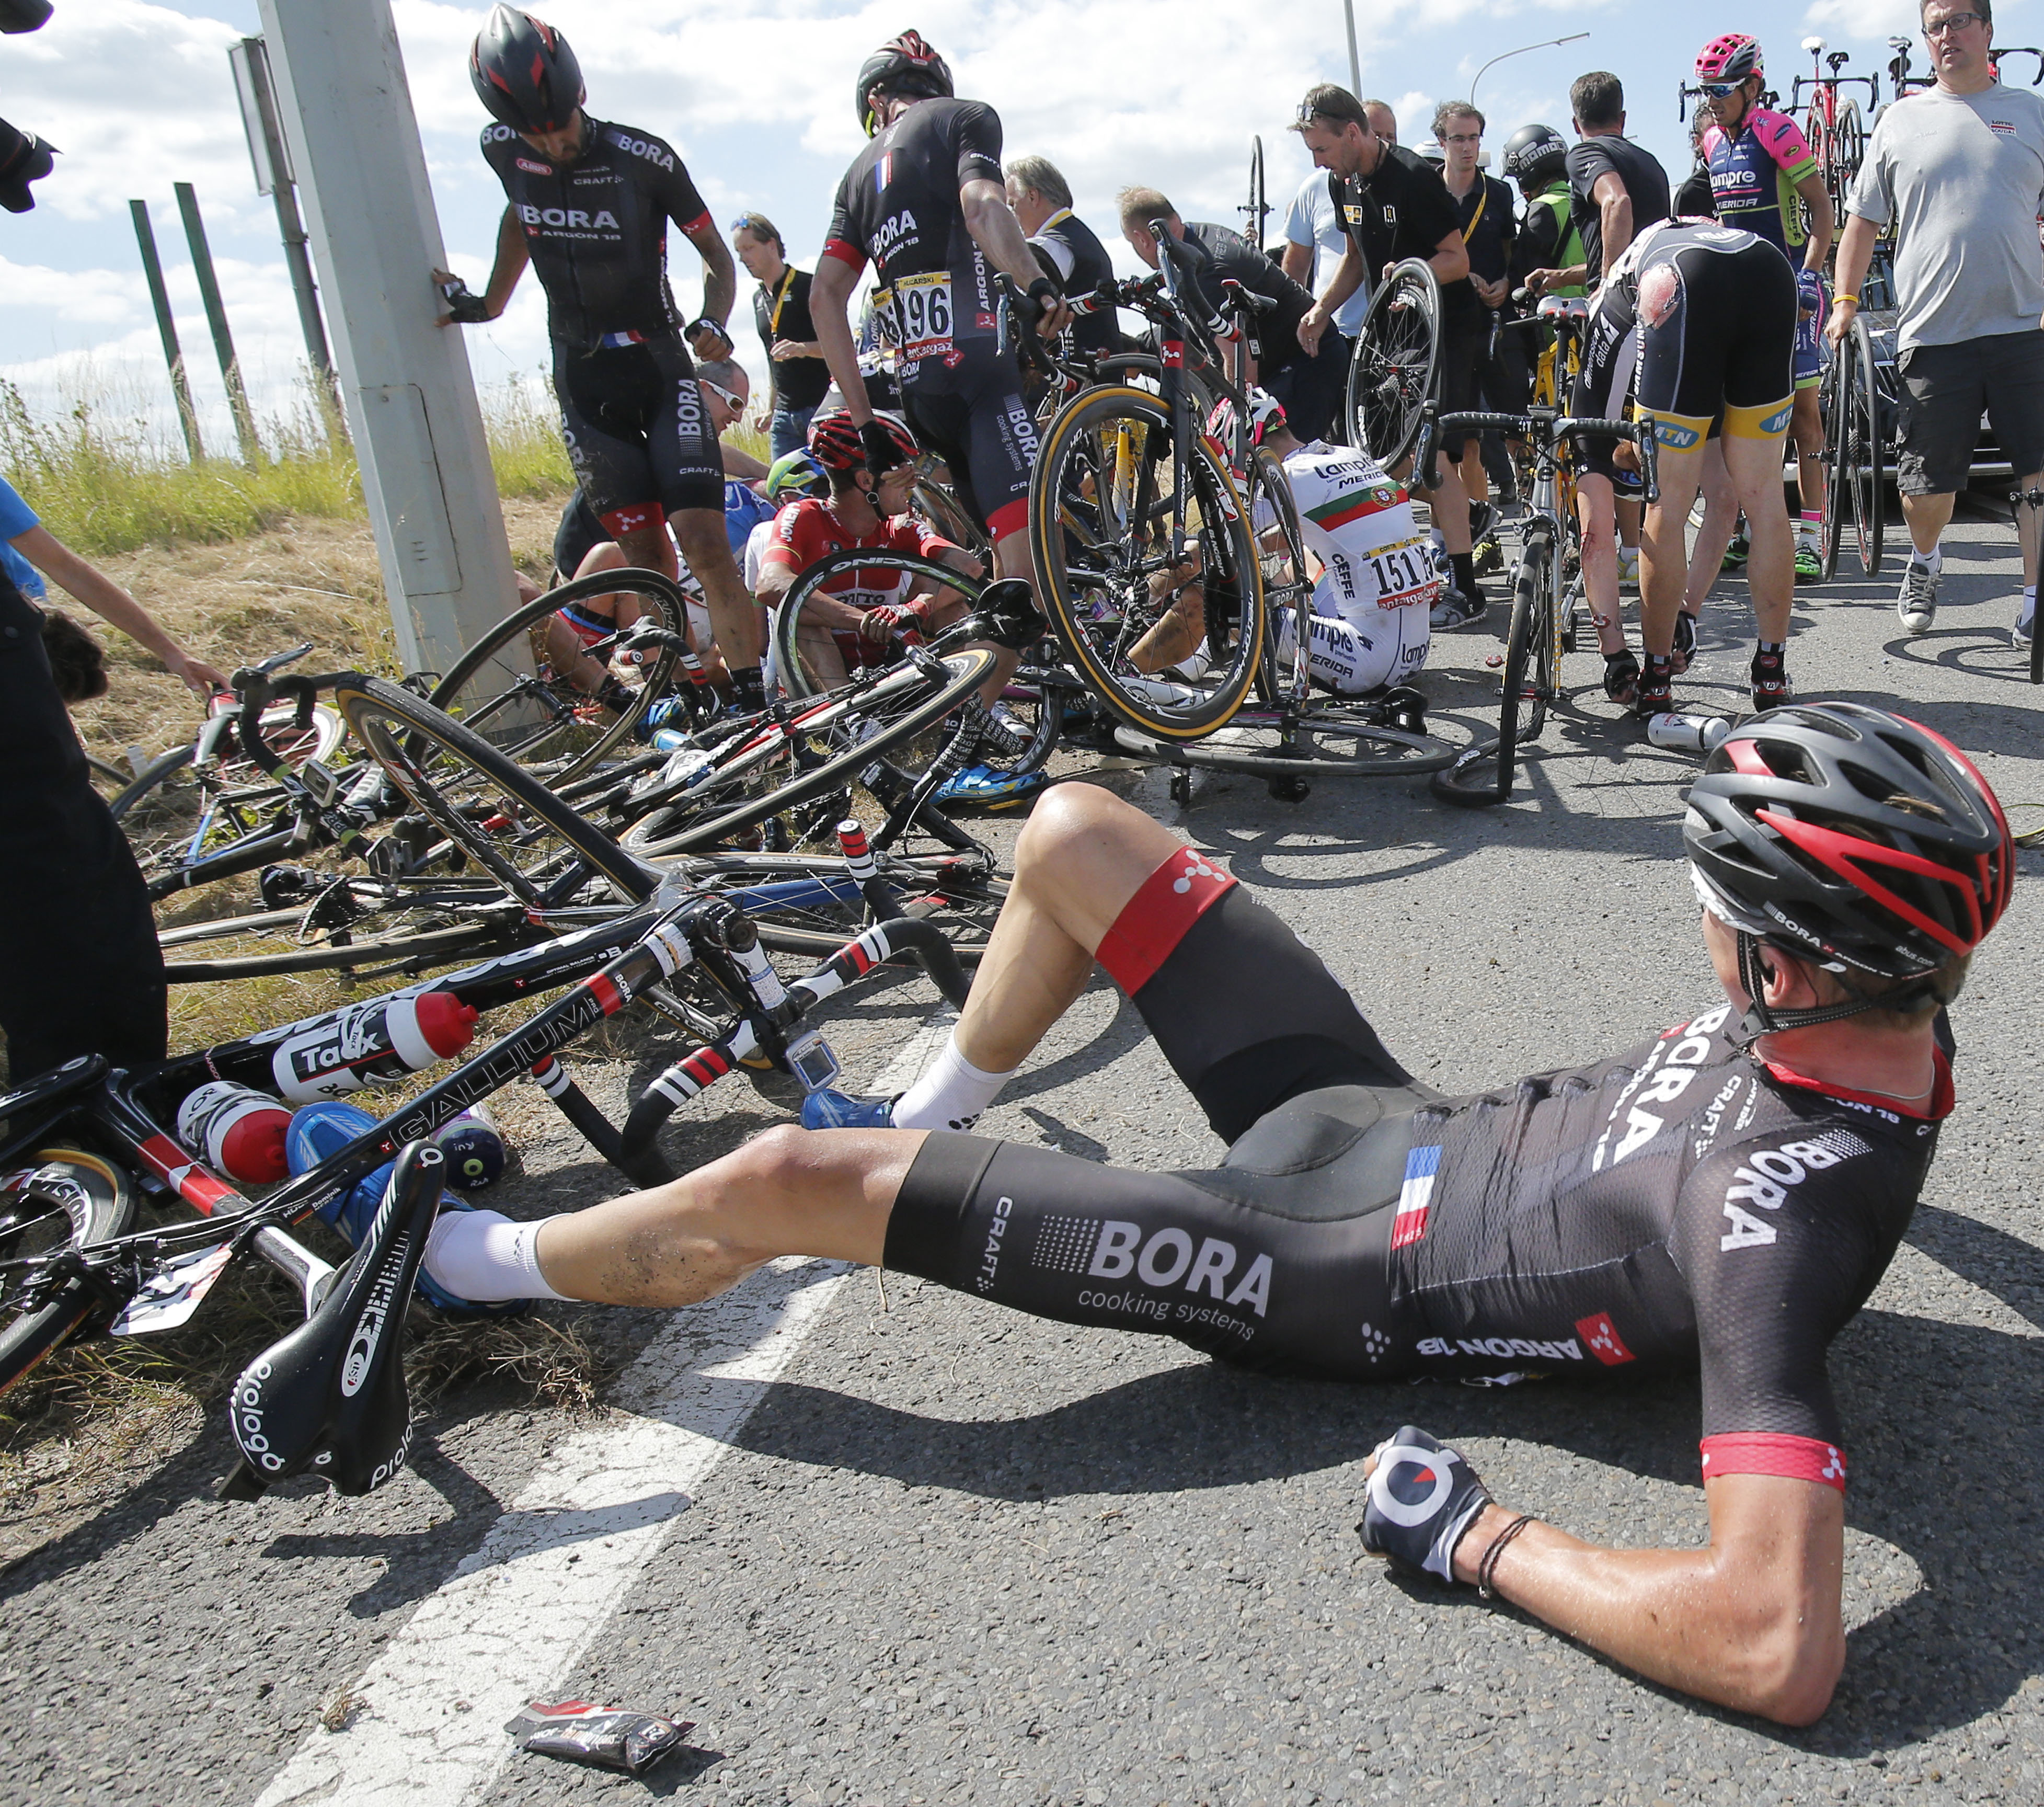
[
  {"x1": 889, "y1": 1033, "x2": 1017, "y2": 1133},
  {"x1": 2023, "y1": 587, "x2": 2037, "y2": 628},
  {"x1": 424, "y1": 1208, "x2": 570, "y2": 1302},
  {"x1": 1912, "y1": 542, "x2": 1944, "y2": 574}
]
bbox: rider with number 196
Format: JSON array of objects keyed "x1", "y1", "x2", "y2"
[
  {"x1": 811, "y1": 32, "x2": 1068, "y2": 603},
  {"x1": 444, "y1": 7, "x2": 766, "y2": 707},
  {"x1": 1694, "y1": 33, "x2": 1836, "y2": 584},
  {"x1": 1221, "y1": 389, "x2": 1438, "y2": 696},
  {"x1": 1290, "y1": 85, "x2": 1488, "y2": 632}
]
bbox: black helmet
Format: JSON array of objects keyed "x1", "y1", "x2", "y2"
[
  {"x1": 854, "y1": 30, "x2": 954, "y2": 137},
  {"x1": 1501, "y1": 123, "x2": 1568, "y2": 185},
  {"x1": 1684, "y1": 703, "x2": 2014, "y2": 984},
  {"x1": 470, "y1": 5, "x2": 584, "y2": 135}
]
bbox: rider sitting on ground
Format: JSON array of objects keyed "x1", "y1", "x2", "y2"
[{"x1": 419, "y1": 701, "x2": 2013, "y2": 1727}]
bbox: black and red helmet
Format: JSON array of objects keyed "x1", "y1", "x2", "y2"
[
  {"x1": 854, "y1": 30, "x2": 954, "y2": 136},
  {"x1": 808, "y1": 409, "x2": 918, "y2": 473},
  {"x1": 471, "y1": 6, "x2": 584, "y2": 135},
  {"x1": 1684, "y1": 703, "x2": 2014, "y2": 981}
]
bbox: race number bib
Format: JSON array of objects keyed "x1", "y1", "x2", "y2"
[
  {"x1": 1367, "y1": 534, "x2": 1441, "y2": 609},
  {"x1": 890, "y1": 272, "x2": 955, "y2": 358}
]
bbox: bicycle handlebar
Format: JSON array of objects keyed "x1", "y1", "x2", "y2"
[{"x1": 1415, "y1": 405, "x2": 1659, "y2": 502}]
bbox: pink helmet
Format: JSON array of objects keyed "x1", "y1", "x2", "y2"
[{"x1": 1695, "y1": 32, "x2": 1763, "y2": 85}]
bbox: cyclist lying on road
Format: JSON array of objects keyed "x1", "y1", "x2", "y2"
[{"x1": 418, "y1": 702, "x2": 2013, "y2": 1726}]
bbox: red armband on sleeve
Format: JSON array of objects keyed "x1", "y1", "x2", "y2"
[{"x1": 1699, "y1": 1433, "x2": 1847, "y2": 1492}]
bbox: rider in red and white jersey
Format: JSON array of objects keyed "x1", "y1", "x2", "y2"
[{"x1": 1226, "y1": 392, "x2": 1438, "y2": 695}]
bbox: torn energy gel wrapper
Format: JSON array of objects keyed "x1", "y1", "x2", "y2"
[{"x1": 505, "y1": 1699, "x2": 694, "y2": 1775}]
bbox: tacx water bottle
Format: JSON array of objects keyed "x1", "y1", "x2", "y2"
[
  {"x1": 176, "y1": 1080, "x2": 294, "y2": 1184},
  {"x1": 433, "y1": 1105, "x2": 507, "y2": 1190},
  {"x1": 259, "y1": 983, "x2": 479, "y2": 1104},
  {"x1": 1646, "y1": 713, "x2": 1732, "y2": 755}
]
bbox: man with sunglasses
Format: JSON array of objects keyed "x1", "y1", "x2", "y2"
[
  {"x1": 446, "y1": 7, "x2": 767, "y2": 711},
  {"x1": 1692, "y1": 36, "x2": 1835, "y2": 584},
  {"x1": 1830, "y1": 0, "x2": 2044, "y2": 651}
]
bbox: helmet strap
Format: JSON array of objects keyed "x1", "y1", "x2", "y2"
[{"x1": 1730, "y1": 931, "x2": 1930, "y2": 1047}]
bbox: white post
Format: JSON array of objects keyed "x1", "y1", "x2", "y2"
[{"x1": 253, "y1": 0, "x2": 518, "y2": 676}]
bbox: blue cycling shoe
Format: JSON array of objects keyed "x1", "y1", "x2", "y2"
[
  {"x1": 284, "y1": 1102, "x2": 527, "y2": 1317},
  {"x1": 799, "y1": 1089, "x2": 898, "y2": 1131},
  {"x1": 934, "y1": 763, "x2": 1053, "y2": 812}
]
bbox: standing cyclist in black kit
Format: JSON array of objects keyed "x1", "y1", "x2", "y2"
[
  {"x1": 811, "y1": 31, "x2": 1069, "y2": 596},
  {"x1": 441, "y1": 6, "x2": 765, "y2": 705}
]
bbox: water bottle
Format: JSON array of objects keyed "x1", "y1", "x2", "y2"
[
  {"x1": 1646, "y1": 713, "x2": 1733, "y2": 755},
  {"x1": 176, "y1": 1080, "x2": 293, "y2": 1184},
  {"x1": 260, "y1": 983, "x2": 479, "y2": 1104},
  {"x1": 433, "y1": 1106, "x2": 507, "y2": 1190}
]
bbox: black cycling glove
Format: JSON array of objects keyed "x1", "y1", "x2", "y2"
[
  {"x1": 1017, "y1": 275, "x2": 1062, "y2": 335},
  {"x1": 859, "y1": 418, "x2": 909, "y2": 476},
  {"x1": 438, "y1": 276, "x2": 492, "y2": 324},
  {"x1": 1357, "y1": 1424, "x2": 1492, "y2": 1583}
]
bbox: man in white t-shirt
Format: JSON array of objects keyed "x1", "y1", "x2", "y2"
[{"x1": 1231, "y1": 391, "x2": 1438, "y2": 694}]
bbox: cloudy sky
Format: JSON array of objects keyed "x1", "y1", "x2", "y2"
[{"x1": 0, "y1": 0, "x2": 1989, "y2": 454}]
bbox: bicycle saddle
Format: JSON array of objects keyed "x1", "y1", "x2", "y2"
[
  {"x1": 1536, "y1": 296, "x2": 1589, "y2": 321},
  {"x1": 217, "y1": 1141, "x2": 445, "y2": 1501}
]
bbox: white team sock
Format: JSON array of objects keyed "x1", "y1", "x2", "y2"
[
  {"x1": 1913, "y1": 542, "x2": 1944, "y2": 574},
  {"x1": 424, "y1": 1208, "x2": 570, "y2": 1302},
  {"x1": 889, "y1": 1033, "x2": 1017, "y2": 1133}
]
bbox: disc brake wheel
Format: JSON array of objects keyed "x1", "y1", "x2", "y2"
[{"x1": 0, "y1": 1149, "x2": 137, "y2": 1396}]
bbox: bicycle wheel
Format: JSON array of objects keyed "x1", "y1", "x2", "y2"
[
  {"x1": 619, "y1": 648, "x2": 1000, "y2": 860},
  {"x1": 153, "y1": 876, "x2": 526, "y2": 982},
  {"x1": 428, "y1": 569, "x2": 688, "y2": 786},
  {"x1": 1243, "y1": 445, "x2": 1312, "y2": 707},
  {"x1": 1844, "y1": 316, "x2": 1885, "y2": 577},
  {"x1": 774, "y1": 549, "x2": 988, "y2": 700},
  {"x1": 0, "y1": 1148, "x2": 137, "y2": 1396},
  {"x1": 1347, "y1": 259, "x2": 1441, "y2": 467},
  {"x1": 1820, "y1": 347, "x2": 1847, "y2": 582},
  {"x1": 1113, "y1": 708, "x2": 1453, "y2": 777},
  {"x1": 1029, "y1": 385, "x2": 1265, "y2": 740},
  {"x1": 910, "y1": 477, "x2": 992, "y2": 564},
  {"x1": 1431, "y1": 533, "x2": 1549, "y2": 808},
  {"x1": 1831, "y1": 102, "x2": 1865, "y2": 195},
  {"x1": 337, "y1": 674, "x2": 656, "y2": 909}
]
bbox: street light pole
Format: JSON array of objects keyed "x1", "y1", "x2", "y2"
[
  {"x1": 1469, "y1": 32, "x2": 1591, "y2": 109},
  {"x1": 1340, "y1": 0, "x2": 1361, "y2": 96}
]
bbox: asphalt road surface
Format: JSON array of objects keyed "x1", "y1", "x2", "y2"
[{"x1": 3, "y1": 501, "x2": 2041, "y2": 1807}]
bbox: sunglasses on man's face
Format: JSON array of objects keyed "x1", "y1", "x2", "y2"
[
  {"x1": 702, "y1": 380, "x2": 744, "y2": 411},
  {"x1": 1700, "y1": 83, "x2": 1744, "y2": 99}
]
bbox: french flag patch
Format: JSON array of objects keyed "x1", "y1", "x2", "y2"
[
  {"x1": 875, "y1": 152, "x2": 893, "y2": 193},
  {"x1": 1392, "y1": 1145, "x2": 1441, "y2": 1249}
]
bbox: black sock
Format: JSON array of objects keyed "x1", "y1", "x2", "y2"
[
  {"x1": 1643, "y1": 653, "x2": 1673, "y2": 684},
  {"x1": 1450, "y1": 553, "x2": 1477, "y2": 598},
  {"x1": 1756, "y1": 639, "x2": 1785, "y2": 659},
  {"x1": 730, "y1": 664, "x2": 765, "y2": 710}
]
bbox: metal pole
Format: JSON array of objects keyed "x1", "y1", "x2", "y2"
[
  {"x1": 230, "y1": 35, "x2": 342, "y2": 440},
  {"x1": 129, "y1": 200, "x2": 204, "y2": 464},
  {"x1": 1341, "y1": 0, "x2": 1363, "y2": 97},
  {"x1": 175, "y1": 182, "x2": 264, "y2": 466},
  {"x1": 255, "y1": 0, "x2": 522, "y2": 678},
  {"x1": 1469, "y1": 33, "x2": 1591, "y2": 109}
]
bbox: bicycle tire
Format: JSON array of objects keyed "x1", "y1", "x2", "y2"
[
  {"x1": 428, "y1": 568, "x2": 689, "y2": 786},
  {"x1": 619, "y1": 648, "x2": 1000, "y2": 860},
  {"x1": 1112, "y1": 710, "x2": 1454, "y2": 776},
  {"x1": 1846, "y1": 315, "x2": 1885, "y2": 578},
  {"x1": 337, "y1": 674, "x2": 657, "y2": 907},
  {"x1": 0, "y1": 1148, "x2": 139, "y2": 1397},
  {"x1": 773, "y1": 549, "x2": 988, "y2": 700},
  {"x1": 1347, "y1": 259, "x2": 1441, "y2": 467},
  {"x1": 1820, "y1": 348, "x2": 1847, "y2": 582},
  {"x1": 1029, "y1": 384, "x2": 1265, "y2": 740},
  {"x1": 1831, "y1": 102, "x2": 1865, "y2": 190},
  {"x1": 1431, "y1": 533, "x2": 1548, "y2": 808},
  {"x1": 155, "y1": 881, "x2": 520, "y2": 982}
]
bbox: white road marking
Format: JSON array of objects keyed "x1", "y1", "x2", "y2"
[
  {"x1": 253, "y1": 1256, "x2": 847, "y2": 1807},
  {"x1": 867, "y1": 1005, "x2": 958, "y2": 1095}
]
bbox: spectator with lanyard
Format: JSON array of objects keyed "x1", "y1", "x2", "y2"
[
  {"x1": 1695, "y1": 35, "x2": 1836, "y2": 584},
  {"x1": 812, "y1": 31, "x2": 1069, "y2": 611},
  {"x1": 1434, "y1": 102, "x2": 1520, "y2": 561},
  {"x1": 0, "y1": 475, "x2": 228, "y2": 1083},
  {"x1": 1831, "y1": 0, "x2": 2044, "y2": 649},
  {"x1": 443, "y1": 8, "x2": 768, "y2": 711},
  {"x1": 1117, "y1": 189, "x2": 1348, "y2": 447},
  {"x1": 732, "y1": 212, "x2": 831, "y2": 460},
  {"x1": 1004, "y1": 155, "x2": 1121, "y2": 361},
  {"x1": 1292, "y1": 85, "x2": 1489, "y2": 630},
  {"x1": 422, "y1": 701, "x2": 2014, "y2": 1726}
]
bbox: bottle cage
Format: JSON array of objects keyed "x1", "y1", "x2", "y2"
[{"x1": 218, "y1": 1141, "x2": 446, "y2": 1501}]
